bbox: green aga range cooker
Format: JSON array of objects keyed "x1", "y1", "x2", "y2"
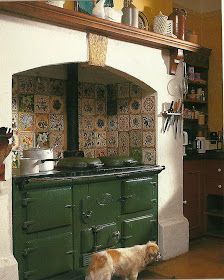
[{"x1": 13, "y1": 165, "x2": 164, "y2": 280}]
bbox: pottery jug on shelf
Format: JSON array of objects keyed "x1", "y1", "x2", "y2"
[
  {"x1": 153, "y1": 11, "x2": 168, "y2": 35},
  {"x1": 92, "y1": 0, "x2": 106, "y2": 19},
  {"x1": 168, "y1": 8, "x2": 187, "y2": 40}
]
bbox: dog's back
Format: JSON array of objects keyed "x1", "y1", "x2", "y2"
[{"x1": 86, "y1": 242, "x2": 160, "y2": 280}]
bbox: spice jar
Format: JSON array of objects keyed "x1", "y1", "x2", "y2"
[{"x1": 198, "y1": 113, "x2": 205, "y2": 125}]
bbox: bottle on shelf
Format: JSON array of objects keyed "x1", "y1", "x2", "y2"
[
  {"x1": 122, "y1": 0, "x2": 132, "y2": 26},
  {"x1": 121, "y1": 0, "x2": 138, "y2": 28},
  {"x1": 168, "y1": 8, "x2": 187, "y2": 40},
  {"x1": 217, "y1": 131, "x2": 223, "y2": 150}
]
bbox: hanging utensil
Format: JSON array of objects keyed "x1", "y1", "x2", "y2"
[{"x1": 163, "y1": 101, "x2": 174, "y2": 132}]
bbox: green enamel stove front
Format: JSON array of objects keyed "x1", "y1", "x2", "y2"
[{"x1": 13, "y1": 173, "x2": 158, "y2": 280}]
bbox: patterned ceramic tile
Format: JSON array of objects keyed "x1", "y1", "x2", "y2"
[
  {"x1": 107, "y1": 131, "x2": 118, "y2": 148},
  {"x1": 12, "y1": 96, "x2": 18, "y2": 111},
  {"x1": 118, "y1": 115, "x2": 129, "y2": 131},
  {"x1": 50, "y1": 96, "x2": 64, "y2": 114},
  {"x1": 81, "y1": 98, "x2": 95, "y2": 115},
  {"x1": 18, "y1": 113, "x2": 34, "y2": 131},
  {"x1": 142, "y1": 95, "x2": 155, "y2": 114},
  {"x1": 117, "y1": 83, "x2": 130, "y2": 99},
  {"x1": 130, "y1": 115, "x2": 142, "y2": 130},
  {"x1": 34, "y1": 77, "x2": 48, "y2": 95},
  {"x1": 130, "y1": 130, "x2": 142, "y2": 148},
  {"x1": 17, "y1": 76, "x2": 35, "y2": 94},
  {"x1": 142, "y1": 131, "x2": 155, "y2": 147},
  {"x1": 84, "y1": 149, "x2": 95, "y2": 158},
  {"x1": 107, "y1": 148, "x2": 118, "y2": 156},
  {"x1": 19, "y1": 95, "x2": 34, "y2": 112},
  {"x1": 95, "y1": 116, "x2": 107, "y2": 131},
  {"x1": 81, "y1": 83, "x2": 95, "y2": 98},
  {"x1": 81, "y1": 116, "x2": 95, "y2": 131},
  {"x1": 49, "y1": 114, "x2": 64, "y2": 131},
  {"x1": 12, "y1": 131, "x2": 20, "y2": 151},
  {"x1": 18, "y1": 131, "x2": 35, "y2": 150},
  {"x1": 12, "y1": 76, "x2": 18, "y2": 96},
  {"x1": 36, "y1": 132, "x2": 49, "y2": 148},
  {"x1": 49, "y1": 131, "x2": 64, "y2": 157},
  {"x1": 95, "y1": 148, "x2": 107, "y2": 158},
  {"x1": 34, "y1": 95, "x2": 50, "y2": 114},
  {"x1": 130, "y1": 148, "x2": 142, "y2": 163},
  {"x1": 96, "y1": 100, "x2": 106, "y2": 115},
  {"x1": 107, "y1": 116, "x2": 118, "y2": 131},
  {"x1": 12, "y1": 113, "x2": 18, "y2": 130},
  {"x1": 142, "y1": 115, "x2": 155, "y2": 130},
  {"x1": 118, "y1": 131, "x2": 129, "y2": 155},
  {"x1": 48, "y1": 79, "x2": 66, "y2": 96},
  {"x1": 130, "y1": 84, "x2": 142, "y2": 98},
  {"x1": 95, "y1": 84, "x2": 107, "y2": 100},
  {"x1": 79, "y1": 131, "x2": 95, "y2": 149},
  {"x1": 35, "y1": 113, "x2": 49, "y2": 132},
  {"x1": 117, "y1": 99, "x2": 129, "y2": 114},
  {"x1": 95, "y1": 131, "x2": 107, "y2": 148},
  {"x1": 142, "y1": 148, "x2": 156, "y2": 165},
  {"x1": 129, "y1": 98, "x2": 141, "y2": 114}
]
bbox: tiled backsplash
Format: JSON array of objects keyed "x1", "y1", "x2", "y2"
[
  {"x1": 12, "y1": 76, "x2": 156, "y2": 164},
  {"x1": 78, "y1": 82, "x2": 156, "y2": 164},
  {"x1": 12, "y1": 75, "x2": 66, "y2": 157}
]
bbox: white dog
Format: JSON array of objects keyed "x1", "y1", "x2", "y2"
[{"x1": 85, "y1": 241, "x2": 160, "y2": 280}]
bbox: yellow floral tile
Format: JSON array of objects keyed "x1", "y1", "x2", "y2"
[{"x1": 18, "y1": 131, "x2": 35, "y2": 150}]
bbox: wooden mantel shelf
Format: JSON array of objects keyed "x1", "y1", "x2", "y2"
[{"x1": 0, "y1": 1, "x2": 209, "y2": 54}]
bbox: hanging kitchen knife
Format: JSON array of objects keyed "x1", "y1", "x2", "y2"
[
  {"x1": 174, "y1": 99, "x2": 182, "y2": 137},
  {"x1": 163, "y1": 101, "x2": 174, "y2": 133},
  {"x1": 168, "y1": 100, "x2": 179, "y2": 131}
]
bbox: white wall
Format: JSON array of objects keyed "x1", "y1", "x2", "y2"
[{"x1": 0, "y1": 13, "x2": 188, "y2": 279}]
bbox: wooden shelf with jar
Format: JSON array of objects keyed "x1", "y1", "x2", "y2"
[
  {"x1": 183, "y1": 99, "x2": 207, "y2": 105},
  {"x1": 183, "y1": 49, "x2": 211, "y2": 139},
  {"x1": 188, "y1": 79, "x2": 207, "y2": 86}
]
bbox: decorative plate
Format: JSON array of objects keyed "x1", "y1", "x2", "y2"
[{"x1": 138, "y1": 12, "x2": 149, "y2": 31}]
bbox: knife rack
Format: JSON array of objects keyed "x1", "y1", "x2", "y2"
[{"x1": 161, "y1": 101, "x2": 183, "y2": 135}]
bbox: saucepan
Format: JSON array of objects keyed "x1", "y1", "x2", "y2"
[
  {"x1": 20, "y1": 158, "x2": 40, "y2": 175},
  {"x1": 23, "y1": 148, "x2": 56, "y2": 172}
]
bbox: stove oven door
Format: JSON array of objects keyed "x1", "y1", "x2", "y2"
[
  {"x1": 80, "y1": 222, "x2": 120, "y2": 267},
  {"x1": 81, "y1": 222, "x2": 120, "y2": 254},
  {"x1": 23, "y1": 232, "x2": 73, "y2": 280},
  {"x1": 121, "y1": 215, "x2": 157, "y2": 247},
  {"x1": 121, "y1": 177, "x2": 156, "y2": 214},
  {"x1": 22, "y1": 187, "x2": 72, "y2": 233}
]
